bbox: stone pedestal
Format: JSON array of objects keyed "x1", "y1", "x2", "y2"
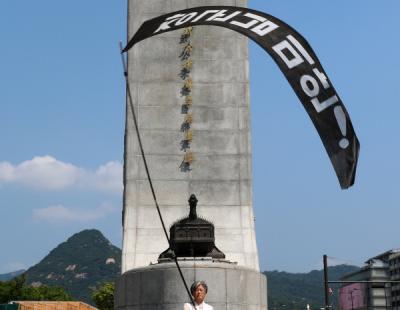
[{"x1": 115, "y1": 260, "x2": 267, "y2": 310}]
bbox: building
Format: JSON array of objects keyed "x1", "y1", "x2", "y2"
[
  {"x1": 339, "y1": 249, "x2": 400, "y2": 310},
  {"x1": 389, "y1": 250, "x2": 400, "y2": 309}
]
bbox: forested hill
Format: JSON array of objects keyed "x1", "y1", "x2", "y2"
[
  {"x1": 265, "y1": 264, "x2": 360, "y2": 310},
  {"x1": 0, "y1": 270, "x2": 25, "y2": 281},
  {"x1": 2, "y1": 229, "x2": 359, "y2": 308},
  {"x1": 25, "y1": 229, "x2": 121, "y2": 304}
]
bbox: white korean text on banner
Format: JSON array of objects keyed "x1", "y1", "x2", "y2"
[{"x1": 122, "y1": 6, "x2": 360, "y2": 189}]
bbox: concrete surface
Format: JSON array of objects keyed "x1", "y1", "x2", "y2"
[
  {"x1": 115, "y1": 260, "x2": 267, "y2": 310},
  {"x1": 122, "y1": 0, "x2": 260, "y2": 272}
]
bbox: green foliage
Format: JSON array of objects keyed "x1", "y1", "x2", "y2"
[
  {"x1": 265, "y1": 265, "x2": 360, "y2": 310},
  {"x1": 91, "y1": 282, "x2": 114, "y2": 310},
  {"x1": 8, "y1": 229, "x2": 360, "y2": 309},
  {"x1": 0, "y1": 274, "x2": 71, "y2": 303},
  {"x1": 0, "y1": 274, "x2": 26, "y2": 303},
  {"x1": 25, "y1": 229, "x2": 121, "y2": 304},
  {"x1": 0, "y1": 270, "x2": 25, "y2": 282},
  {"x1": 20, "y1": 285, "x2": 72, "y2": 301}
]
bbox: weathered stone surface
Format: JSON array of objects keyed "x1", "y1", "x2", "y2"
[
  {"x1": 123, "y1": 0, "x2": 260, "y2": 275},
  {"x1": 192, "y1": 82, "x2": 248, "y2": 107},
  {"x1": 115, "y1": 261, "x2": 267, "y2": 310}
]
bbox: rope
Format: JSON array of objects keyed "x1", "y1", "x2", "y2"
[{"x1": 119, "y1": 42, "x2": 196, "y2": 308}]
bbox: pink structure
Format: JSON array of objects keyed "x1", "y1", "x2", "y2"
[{"x1": 339, "y1": 283, "x2": 366, "y2": 310}]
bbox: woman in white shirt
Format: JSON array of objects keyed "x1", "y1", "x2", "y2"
[{"x1": 183, "y1": 281, "x2": 213, "y2": 310}]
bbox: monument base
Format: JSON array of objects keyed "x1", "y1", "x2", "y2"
[{"x1": 115, "y1": 259, "x2": 267, "y2": 310}]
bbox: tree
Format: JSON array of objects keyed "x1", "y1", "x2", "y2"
[
  {"x1": 91, "y1": 282, "x2": 114, "y2": 310},
  {"x1": 21, "y1": 285, "x2": 72, "y2": 301},
  {"x1": 0, "y1": 275, "x2": 26, "y2": 303},
  {"x1": 0, "y1": 275, "x2": 72, "y2": 303}
]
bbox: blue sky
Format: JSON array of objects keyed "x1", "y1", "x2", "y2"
[{"x1": 1, "y1": 1, "x2": 399, "y2": 274}]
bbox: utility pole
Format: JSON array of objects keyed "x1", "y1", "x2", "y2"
[{"x1": 323, "y1": 254, "x2": 330, "y2": 309}]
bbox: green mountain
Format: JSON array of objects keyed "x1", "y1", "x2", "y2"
[
  {"x1": 0, "y1": 270, "x2": 25, "y2": 281},
  {"x1": 265, "y1": 264, "x2": 360, "y2": 310},
  {"x1": 19, "y1": 228, "x2": 358, "y2": 308},
  {"x1": 25, "y1": 229, "x2": 121, "y2": 304}
]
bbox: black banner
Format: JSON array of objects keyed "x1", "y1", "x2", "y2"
[{"x1": 123, "y1": 6, "x2": 360, "y2": 189}]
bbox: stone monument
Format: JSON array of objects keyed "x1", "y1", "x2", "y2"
[{"x1": 115, "y1": 0, "x2": 267, "y2": 309}]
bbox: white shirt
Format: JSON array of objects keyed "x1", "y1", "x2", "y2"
[{"x1": 183, "y1": 302, "x2": 213, "y2": 310}]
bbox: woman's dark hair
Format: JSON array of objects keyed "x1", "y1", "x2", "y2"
[{"x1": 190, "y1": 281, "x2": 208, "y2": 295}]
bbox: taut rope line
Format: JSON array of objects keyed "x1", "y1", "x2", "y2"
[{"x1": 119, "y1": 42, "x2": 196, "y2": 308}]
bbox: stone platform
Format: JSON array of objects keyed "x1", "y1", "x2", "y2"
[{"x1": 115, "y1": 259, "x2": 267, "y2": 310}]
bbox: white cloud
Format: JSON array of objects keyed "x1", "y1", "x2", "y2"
[
  {"x1": 0, "y1": 162, "x2": 16, "y2": 182},
  {"x1": 15, "y1": 156, "x2": 81, "y2": 190},
  {"x1": 32, "y1": 203, "x2": 116, "y2": 223},
  {"x1": 0, "y1": 156, "x2": 122, "y2": 194},
  {"x1": 88, "y1": 161, "x2": 123, "y2": 194}
]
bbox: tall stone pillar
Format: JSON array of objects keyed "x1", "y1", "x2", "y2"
[{"x1": 117, "y1": 0, "x2": 267, "y2": 309}]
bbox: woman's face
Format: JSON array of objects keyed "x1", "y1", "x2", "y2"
[{"x1": 193, "y1": 284, "x2": 207, "y2": 304}]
